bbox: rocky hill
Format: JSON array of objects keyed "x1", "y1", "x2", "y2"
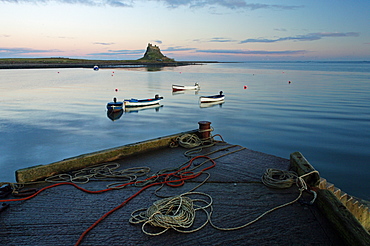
[{"x1": 139, "y1": 43, "x2": 175, "y2": 62}]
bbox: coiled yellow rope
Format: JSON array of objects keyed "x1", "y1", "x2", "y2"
[
  {"x1": 129, "y1": 192, "x2": 212, "y2": 235},
  {"x1": 45, "y1": 163, "x2": 150, "y2": 187},
  {"x1": 262, "y1": 168, "x2": 298, "y2": 189},
  {"x1": 177, "y1": 134, "x2": 203, "y2": 149}
]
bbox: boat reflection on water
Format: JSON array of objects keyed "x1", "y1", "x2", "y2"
[
  {"x1": 199, "y1": 101, "x2": 224, "y2": 108},
  {"x1": 172, "y1": 90, "x2": 200, "y2": 96},
  {"x1": 106, "y1": 104, "x2": 163, "y2": 120},
  {"x1": 107, "y1": 109, "x2": 123, "y2": 121},
  {"x1": 124, "y1": 104, "x2": 163, "y2": 113}
]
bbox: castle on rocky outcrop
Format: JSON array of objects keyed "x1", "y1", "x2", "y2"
[{"x1": 139, "y1": 43, "x2": 174, "y2": 62}]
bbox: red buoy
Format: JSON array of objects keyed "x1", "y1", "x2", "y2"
[{"x1": 244, "y1": 85, "x2": 248, "y2": 89}]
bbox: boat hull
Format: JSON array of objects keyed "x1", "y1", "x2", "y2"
[
  {"x1": 199, "y1": 101, "x2": 224, "y2": 108},
  {"x1": 199, "y1": 95, "x2": 225, "y2": 103},
  {"x1": 125, "y1": 104, "x2": 163, "y2": 113},
  {"x1": 172, "y1": 84, "x2": 200, "y2": 91},
  {"x1": 107, "y1": 109, "x2": 123, "y2": 121},
  {"x1": 106, "y1": 102, "x2": 123, "y2": 112},
  {"x1": 124, "y1": 98, "x2": 162, "y2": 107}
]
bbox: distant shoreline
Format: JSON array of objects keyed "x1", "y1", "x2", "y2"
[{"x1": 0, "y1": 58, "x2": 219, "y2": 69}]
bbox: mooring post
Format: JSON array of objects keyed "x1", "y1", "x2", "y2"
[{"x1": 198, "y1": 121, "x2": 212, "y2": 140}]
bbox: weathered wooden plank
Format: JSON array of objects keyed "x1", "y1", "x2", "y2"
[
  {"x1": 289, "y1": 152, "x2": 320, "y2": 187},
  {"x1": 15, "y1": 130, "x2": 197, "y2": 183},
  {"x1": 315, "y1": 189, "x2": 370, "y2": 246}
]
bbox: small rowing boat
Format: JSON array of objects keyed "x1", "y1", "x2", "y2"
[
  {"x1": 199, "y1": 91, "x2": 225, "y2": 103},
  {"x1": 107, "y1": 109, "x2": 123, "y2": 121},
  {"x1": 106, "y1": 98, "x2": 123, "y2": 112},
  {"x1": 199, "y1": 101, "x2": 224, "y2": 108},
  {"x1": 125, "y1": 104, "x2": 163, "y2": 113},
  {"x1": 172, "y1": 83, "x2": 200, "y2": 91},
  {"x1": 124, "y1": 94, "x2": 163, "y2": 108}
]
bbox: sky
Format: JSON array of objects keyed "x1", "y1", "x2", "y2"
[{"x1": 0, "y1": 0, "x2": 369, "y2": 61}]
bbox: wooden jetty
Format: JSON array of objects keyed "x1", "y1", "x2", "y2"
[{"x1": 1, "y1": 123, "x2": 369, "y2": 246}]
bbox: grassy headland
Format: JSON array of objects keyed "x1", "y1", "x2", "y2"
[
  {"x1": 0, "y1": 57, "x2": 213, "y2": 69},
  {"x1": 0, "y1": 44, "x2": 218, "y2": 69}
]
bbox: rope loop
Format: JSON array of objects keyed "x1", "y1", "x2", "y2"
[
  {"x1": 177, "y1": 134, "x2": 202, "y2": 148},
  {"x1": 44, "y1": 163, "x2": 151, "y2": 187},
  {"x1": 129, "y1": 192, "x2": 212, "y2": 235},
  {"x1": 262, "y1": 168, "x2": 298, "y2": 189},
  {"x1": 262, "y1": 168, "x2": 320, "y2": 205}
]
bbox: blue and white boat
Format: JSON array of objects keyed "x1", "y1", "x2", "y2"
[
  {"x1": 199, "y1": 91, "x2": 225, "y2": 103},
  {"x1": 124, "y1": 94, "x2": 163, "y2": 107},
  {"x1": 93, "y1": 65, "x2": 99, "y2": 71},
  {"x1": 199, "y1": 101, "x2": 224, "y2": 108},
  {"x1": 107, "y1": 109, "x2": 123, "y2": 121},
  {"x1": 106, "y1": 98, "x2": 123, "y2": 112},
  {"x1": 124, "y1": 104, "x2": 163, "y2": 113}
]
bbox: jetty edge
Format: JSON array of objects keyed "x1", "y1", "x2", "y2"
[
  {"x1": 290, "y1": 151, "x2": 370, "y2": 244},
  {"x1": 15, "y1": 129, "x2": 198, "y2": 183},
  {"x1": 0, "y1": 123, "x2": 368, "y2": 245}
]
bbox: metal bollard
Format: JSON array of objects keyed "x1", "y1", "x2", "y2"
[{"x1": 198, "y1": 121, "x2": 212, "y2": 140}]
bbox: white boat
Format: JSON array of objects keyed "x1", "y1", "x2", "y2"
[
  {"x1": 199, "y1": 91, "x2": 225, "y2": 103},
  {"x1": 172, "y1": 83, "x2": 200, "y2": 91},
  {"x1": 124, "y1": 104, "x2": 163, "y2": 113},
  {"x1": 199, "y1": 101, "x2": 224, "y2": 108},
  {"x1": 124, "y1": 94, "x2": 163, "y2": 107},
  {"x1": 93, "y1": 65, "x2": 99, "y2": 71}
]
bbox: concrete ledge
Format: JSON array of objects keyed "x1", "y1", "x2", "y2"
[
  {"x1": 15, "y1": 130, "x2": 196, "y2": 183},
  {"x1": 316, "y1": 189, "x2": 370, "y2": 245}
]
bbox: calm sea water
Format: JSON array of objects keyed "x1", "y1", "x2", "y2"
[{"x1": 0, "y1": 62, "x2": 369, "y2": 200}]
